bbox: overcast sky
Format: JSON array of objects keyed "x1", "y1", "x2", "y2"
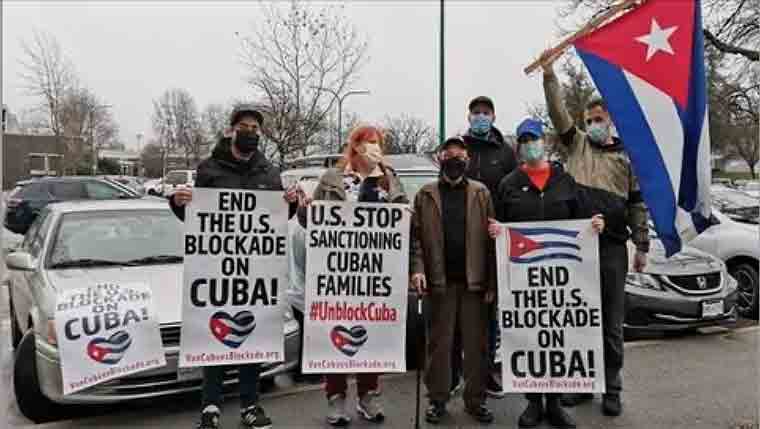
[{"x1": 3, "y1": 1, "x2": 563, "y2": 151}]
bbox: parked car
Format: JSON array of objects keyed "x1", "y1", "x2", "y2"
[
  {"x1": 5, "y1": 199, "x2": 299, "y2": 423},
  {"x1": 161, "y1": 170, "x2": 196, "y2": 197},
  {"x1": 741, "y1": 181, "x2": 760, "y2": 198},
  {"x1": 143, "y1": 178, "x2": 164, "y2": 196},
  {"x1": 690, "y1": 210, "x2": 759, "y2": 319},
  {"x1": 100, "y1": 175, "x2": 146, "y2": 195},
  {"x1": 4, "y1": 177, "x2": 141, "y2": 236},
  {"x1": 624, "y1": 238, "x2": 738, "y2": 333},
  {"x1": 711, "y1": 185, "x2": 759, "y2": 224}
]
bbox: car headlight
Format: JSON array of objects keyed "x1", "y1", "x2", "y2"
[{"x1": 626, "y1": 273, "x2": 664, "y2": 291}]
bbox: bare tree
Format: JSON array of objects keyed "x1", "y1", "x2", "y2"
[
  {"x1": 382, "y1": 114, "x2": 437, "y2": 155},
  {"x1": 140, "y1": 140, "x2": 165, "y2": 178},
  {"x1": 152, "y1": 88, "x2": 205, "y2": 169},
  {"x1": 240, "y1": 0, "x2": 369, "y2": 165},
  {"x1": 18, "y1": 29, "x2": 78, "y2": 138},
  {"x1": 202, "y1": 103, "x2": 231, "y2": 142}
]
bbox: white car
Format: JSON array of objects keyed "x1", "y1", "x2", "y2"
[
  {"x1": 143, "y1": 178, "x2": 164, "y2": 196},
  {"x1": 690, "y1": 210, "x2": 759, "y2": 319},
  {"x1": 161, "y1": 170, "x2": 196, "y2": 197}
]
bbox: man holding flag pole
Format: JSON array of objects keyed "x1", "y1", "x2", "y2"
[{"x1": 525, "y1": 0, "x2": 715, "y2": 417}]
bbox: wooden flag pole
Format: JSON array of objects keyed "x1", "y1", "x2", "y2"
[{"x1": 524, "y1": 0, "x2": 647, "y2": 75}]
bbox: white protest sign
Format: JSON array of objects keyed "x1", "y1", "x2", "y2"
[
  {"x1": 304, "y1": 201, "x2": 409, "y2": 373},
  {"x1": 54, "y1": 283, "x2": 165, "y2": 395},
  {"x1": 496, "y1": 219, "x2": 605, "y2": 393},
  {"x1": 180, "y1": 189, "x2": 288, "y2": 367}
]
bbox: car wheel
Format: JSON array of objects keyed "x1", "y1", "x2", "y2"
[
  {"x1": 13, "y1": 331, "x2": 64, "y2": 423},
  {"x1": 730, "y1": 263, "x2": 759, "y2": 320},
  {"x1": 8, "y1": 293, "x2": 22, "y2": 349}
]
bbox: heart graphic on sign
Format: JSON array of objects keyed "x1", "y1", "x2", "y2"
[
  {"x1": 87, "y1": 330, "x2": 132, "y2": 365},
  {"x1": 330, "y1": 325, "x2": 368, "y2": 357},
  {"x1": 209, "y1": 310, "x2": 256, "y2": 349}
]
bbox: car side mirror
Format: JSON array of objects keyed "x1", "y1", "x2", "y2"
[{"x1": 6, "y1": 251, "x2": 36, "y2": 271}]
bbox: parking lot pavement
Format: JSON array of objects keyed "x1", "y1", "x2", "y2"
[{"x1": 3, "y1": 307, "x2": 757, "y2": 429}]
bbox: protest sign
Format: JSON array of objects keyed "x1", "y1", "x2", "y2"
[
  {"x1": 303, "y1": 201, "x2": 409, "y2": 373},
  {"x1": 54, "y1": 282, "x2": 165, "y2": 395},
  {"x1": 496, "y1": 219, "x2": 605, "y2": 393},
  {"x1": 180, "y1": 189, "x2": 288, "y2": 367}
]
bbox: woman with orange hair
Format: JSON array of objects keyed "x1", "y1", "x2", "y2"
[{"x1": 296, "y1": 124, "x2": 408, "y2": 426}]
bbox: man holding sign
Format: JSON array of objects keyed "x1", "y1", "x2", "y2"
[
  {"x1": 489, "y1": 119, "x2": 604, "y2": 429},
  {"x1": 170, "y1": 106, "x2": 296, "y2": 429}
]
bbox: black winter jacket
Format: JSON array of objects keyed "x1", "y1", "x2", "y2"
[
  {"x1": 169, "y1": 138, "x2": 285, "y2": 221},
  {"x1": 494, "y1": 163, "x2": 591, "y2": 223},
  {"x1": 463, "y1": 126, "x2": 518, "y2": 198}
]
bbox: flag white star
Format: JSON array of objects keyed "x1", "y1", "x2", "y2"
[{"x1": 635, "y1": 18, "x2": 678, "y2": 62}]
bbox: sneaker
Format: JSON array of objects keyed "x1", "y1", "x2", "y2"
[
  {"x1": 602, "y1": 394, "x2": 622, "y2": 417},
  {"x1": 485, "y1": 374, "x2": 505, "y2": 399},
  {"x1": 327, "y1": 393, "x2": 351, "y2": 427},
  {"x1": 357, "y1": 390, "x2": 385, "y2": 423},
  {"x1": 560, "y1": 393, "x2": 594, "y2": 407},
  {"x1": 425, "y1": 401, "x2": 447, "y2": 425},
  {"x1": 240, "y1": 405, "x2": 272, "y2": 429},
  {"x1": 197, "y1": 405, "x2": 221, "y2": 429},
  {"x1": 465, "y1": 405, "x2": 494, "y2": 424}
]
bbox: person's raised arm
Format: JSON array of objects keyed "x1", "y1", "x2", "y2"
[{"x1": 541, "y1": 51, "x2": 576, "y2": 143}]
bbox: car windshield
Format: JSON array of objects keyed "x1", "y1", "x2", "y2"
[
  {"x1": 398, "y1": 174, "x2": 437, "y2": 199},
  {"x1": 48, "y1": 209, "x2": 183, "y2": 268}
]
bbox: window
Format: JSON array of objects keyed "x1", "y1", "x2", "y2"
[
  {"x1": 26, "y1": 209, "x2": 53, "y2": 258},
  {"x1": 85, "y1": 181, "x2": 124, "y2": 199},
  {"x1": 48, "y1": 210, "x2": 183, "y2": 266},
  {"x1": 51, "y1": 182, "x2": 85, "y2": 200},
  {"x1": 14, "y1": 183, "x2": 50, "y2": 200}
]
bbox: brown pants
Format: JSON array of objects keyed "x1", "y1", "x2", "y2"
[{"x1": 424, "y1": 282, "x2": 488, "y2": 409}]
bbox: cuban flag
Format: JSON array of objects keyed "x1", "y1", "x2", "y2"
[
  {"x1": 87, "y1": 331, "x2": 132, "y2": 365},
  {"x1": 509, "y1": 227, "x2": 583, "y2": 264},
  {"x1": 574, "y1": 0, "x2": 712, "y2": 256}
]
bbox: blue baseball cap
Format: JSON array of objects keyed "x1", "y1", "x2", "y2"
[{"x1": 516, "y1": 118, "x2": 544, "y2": 140}]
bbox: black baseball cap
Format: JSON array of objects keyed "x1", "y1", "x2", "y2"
[
  {"x1": 468, "y1": 96, "x2": 495, "y2": 112},
  {"x1": 230, "y1": 104, "x2": 264, "y2": 126},
  {"x1": 439, "y1": 136, "x2": 467, "y2": 152}
]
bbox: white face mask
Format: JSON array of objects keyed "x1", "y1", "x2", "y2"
[{"x1": 361, "y1": 144, "x2": 384, "y2": 177}]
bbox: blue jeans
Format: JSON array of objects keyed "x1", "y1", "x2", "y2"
[{"x1": 202, "y1": 364, "x2": 261, "y2": 409}]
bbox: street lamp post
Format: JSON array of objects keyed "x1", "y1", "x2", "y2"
[{"x1": 312, "y1": 87, "x2": 370, "y2": 150}]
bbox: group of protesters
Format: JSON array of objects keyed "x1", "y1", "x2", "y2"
[{"x1": 168, "y1": 51, "x2": 650, "y2": 429}]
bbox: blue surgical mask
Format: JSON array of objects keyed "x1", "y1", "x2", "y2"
[
  {"x1": 587, "y1": 122, "x2": 611, "y2": 144},
  {"x1": 520, "y1": 140, "x2": 545, "y2": 163},
  {"x1": 469, "y1": 114, "x2": 493, "y2": 135}
]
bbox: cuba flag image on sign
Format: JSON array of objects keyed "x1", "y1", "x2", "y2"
[
  {"x1": 509, "y1": 228, "x2": 583, "y2": 264},
  {"x1": 574, "y1": 0, "x2": 712, "y2": 256}
]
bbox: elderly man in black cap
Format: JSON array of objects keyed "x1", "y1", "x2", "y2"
[
  {"x1": 170, "y1": 105, "x2": 297, "y2": 429},
  {"x1": 412, "y1": 136, "x2": 497, "y2": 425}
]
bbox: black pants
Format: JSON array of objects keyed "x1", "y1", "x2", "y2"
[
  {"x1": 293, "y1": 307, "x2": 306, "y2": 376},
  {"x1": 599, "y1": 240, "x2": 627, "y2": 395},
  {"x1": 526, "y1": 393, "x2": 561, "y2": 403}
]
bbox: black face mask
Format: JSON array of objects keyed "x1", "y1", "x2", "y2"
[
  {"x1": 441, "y1": 158, "x2": 467, "y2": 181},
  {"x1": 234, "y1": 132, "x2": 259, "y2": 155}
]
